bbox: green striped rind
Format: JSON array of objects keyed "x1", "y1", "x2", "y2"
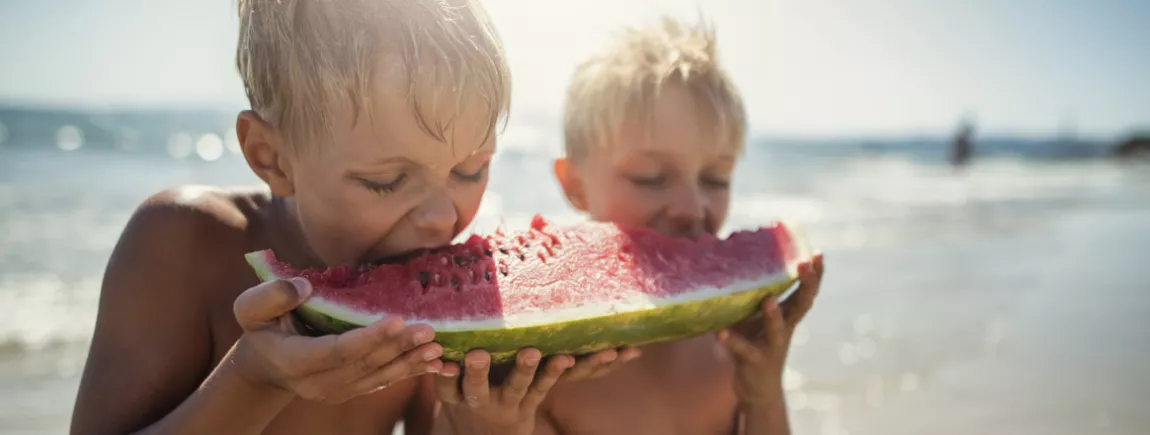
[
  {"x1": 243, "y1": 223, "x2": 811, "y2": 364},
  {"x1": 288, "y1": 278, "x2": 797, "y2": 363}
]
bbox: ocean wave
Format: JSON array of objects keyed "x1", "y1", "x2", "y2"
[{"x1": 0, "y1": 274, "x2": 99, "y2": 353}]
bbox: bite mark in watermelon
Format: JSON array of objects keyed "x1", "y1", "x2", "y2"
[{"x1": 244, "y1": 215, "x2": 813, "y2": 363}]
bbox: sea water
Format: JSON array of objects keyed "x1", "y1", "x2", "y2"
[{"x1": 1, "y1": 109, "x2": 1149, "y2": 434}]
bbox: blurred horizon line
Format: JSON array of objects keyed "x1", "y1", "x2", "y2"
[{"x1": 1, "y1": 98, "x2": 1145, "y2": 144}]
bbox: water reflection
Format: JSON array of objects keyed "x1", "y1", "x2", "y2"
[
  {"x1": 55, "y1": 125, "x2": 83, "y2": 151},
  {"x1": 839, "y1": 343, "x2": 859, "y2": 366},
  {"x1": 224, "y1": 128, "x2": 241, "y2": 154},
  {"x1": 115, "y1": 127, "x2": 140, "y2": 151},
  {"x1": 0, "y1": 121, "x2": 8, "y2": 145},
  {"x1": 167, "y1": 132, "x2": 194, "y2": 159},
  {"x1": 195, "y1": 133, "x2": 224, "y2": 162}
]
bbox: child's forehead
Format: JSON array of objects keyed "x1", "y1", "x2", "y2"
[
  {"x1": 596, "y1": 128, "x2": 738, "y2": 167},
  {"x1": 317, "y1": 85, "x2": 497, "y2": 167}
]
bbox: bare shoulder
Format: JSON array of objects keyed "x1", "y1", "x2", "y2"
[
  {"x1": 130, "y1": 184, "x2": 267, "y2": 244},
  {"x1": 71, "y1": 185, "x2": 272, "y2": 434}
]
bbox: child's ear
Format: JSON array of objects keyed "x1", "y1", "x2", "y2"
[
  {"x1": 237, "y1": 111, "x2": 295, "y2": 197},
  {"x1": 553, "y1": 157, "x2": 588, "y2": 212}
]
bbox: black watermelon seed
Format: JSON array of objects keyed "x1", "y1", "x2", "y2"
[
  {"x1": 450, "y1": 277, "x2": 459, "y2": 288},
  {"x1": 484, "y1": 271, "x2": 492, "y2": 281},
  {"x1": 499, "y1": 248, "x2": 509, "y2": 255},
  {"x1": 500, "y1": 268, "x2": 508, "y2": 276},
  {"x1": 418, "y1": 272, "x2": 430, "y2": 288},
  {"x1": 453, "y1": 256, "x2": 468, "y2": 266},
  {"x1": 484, "y1": 249, "x2": 493, "y2": 257},
  {"x1": 469, "y1": 255, "x2": 478, "y2": 263},
  {"x1": 518, "y1": 253, "x2": 526, "y2": 261}
]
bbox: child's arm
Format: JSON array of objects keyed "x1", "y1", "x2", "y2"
[
  {"x1": 71, "y1": 197, "x2": 442, "y2": 434},
  {"x1": 717, "y1": 255, "x2": 824, "y2": 435}
]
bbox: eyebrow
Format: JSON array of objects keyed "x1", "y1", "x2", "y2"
[{"x1": 634, "y1": 150, "x2": 737, "y2": 162}]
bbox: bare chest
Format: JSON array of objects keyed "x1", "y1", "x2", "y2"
[{"x1": 549, "y1": 338, "x2": 740, "y2": 435}]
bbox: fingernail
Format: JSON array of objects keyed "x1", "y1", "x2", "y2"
[
  {"x1": 289, "y1": 277, "x2": 311, "y2": 299},
  {"x1": 525, "y1": 357, "x2": 540, "y2": 367},
  {"x1": 439, "y1": 371, "x2": 457, "y2": 378},
  {"x1": 424, "y1": 349, "x2": 442, "y2": 361},
  {"x1": 466, "y1": 396, "x2": 479, "y2": 408},
  {"x1": 468, "y1": 360, "x2": 488, "y2": 369}
]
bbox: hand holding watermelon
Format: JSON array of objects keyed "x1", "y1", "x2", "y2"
[
  {"x1": 560, "y1": 346, "x2": 642, "y2": 382},
  {"x1": 229, "y1": 277, "x2": 446, "y2": 404},
  {"x1": 432, "y1": 348, "x2": 575, "y2": 435},
  {"x1": 717, "y1": 254, "x2": 824, "y2": 405}
]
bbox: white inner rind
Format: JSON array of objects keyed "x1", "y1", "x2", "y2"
[{"x1": 281, "y1": 222, "x2": 813, "y2": 332}]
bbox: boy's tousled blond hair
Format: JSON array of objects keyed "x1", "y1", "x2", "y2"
[
  {"x1": 237, "y1": 0, "x2": 510, "y2": 147},
  {"x1": 563, "y1": 17, "x2": 746, "y2": 162}
]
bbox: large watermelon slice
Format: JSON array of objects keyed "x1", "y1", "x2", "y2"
[{"x1": 244, "y1": 216, "x2": 812, "y2": 363}]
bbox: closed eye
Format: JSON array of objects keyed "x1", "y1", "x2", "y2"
[
  {"x1": 626, "y1": 174, "x2": 667, "y2": 188},
  {"x1": 701, "y1": 176, "x2": 730, "y2": 189},
  {"x1": 358, "y1": 174, "x2": 407, "y2": 195},
  {"x1": 452, "y1": 162, "x2": 489, "y2": 183}
]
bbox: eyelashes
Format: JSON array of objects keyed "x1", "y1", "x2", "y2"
[
  {"x1": 358, "y1": 162, "x2": 489, "y2": 196},
  {"x1": 360, "y1": 174, "x2": 407, "y2": 195},
  {"x1": 452, "y1": 162, "x2": 489, "y2": 183},
  {"x1": 625, "y1": 174, "x2": 668, "y2": 188}
]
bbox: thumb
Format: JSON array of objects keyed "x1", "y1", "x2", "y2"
[{"x1": 233, "y1": 277, "x2": 311, "y2": 331}]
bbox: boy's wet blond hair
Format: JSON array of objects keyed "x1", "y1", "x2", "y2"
[
  {"x1": 563, "y1": 16, "x2": 746, "y2": 162},
  {"x1": 236, "y1": 0, "x2": 510, "y2": 147}
]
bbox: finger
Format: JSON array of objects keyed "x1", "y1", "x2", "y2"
[
  {"x1": 782, "y1": 261, "x2": 821, "y2": 327},
  {"x1": 233, "y1": 278, "x2": 309, "y2": 331},
  {"x1": 520, "y1": 355, "x2": 574, "y2": 411},
  {"x1": 462, "y1": 350, "x2": 492, "y2": 408},
  {"x1": 342, "y1": 323, "x2": 438, "y2": 375},
  {"x1": 299, "y1": 340, "x2": 441, "y2": 403},
  {"x1": 561, "y1": 349, "x2": 617, "y2": 382},
  {"x1": 434, "y1": 362, "x2": 463, "y2": 404},
  {"x1": 501, "y1": 348, "x2": 542, "y2": 404},
  {"x1": 762, "y1": 297, "x2": 787, "y2": 349},
  {"x1": 329, "y1": 317, "x2": 408, "y2": 368},
  {"x1": 588, "y1": 348, "x2": 636, "y2": 379},
  {"x1": 617, "y1": 347, "x2": 642, "y2": 364},
  {"x1": 716, "y1": 329, "x2": 762, "y2": 364},
  {"x1": 336, "y1": 349, "x2": 445, "y2": 402},
  {"x1": 287, "y1": 316, "x2": 426, "y2": 373}
]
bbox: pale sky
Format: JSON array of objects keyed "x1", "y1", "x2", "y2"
[{"x1": 1, "y1": 0, "x2": 1147, "y2": 138}]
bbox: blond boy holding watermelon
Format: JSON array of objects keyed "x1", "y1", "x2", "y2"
[
  {"x1": 70, "y1": 1, "x2": 626, "y2": 434},
  {"x1": 433, "y1": 17, "x2": 825, "y2": 435}
]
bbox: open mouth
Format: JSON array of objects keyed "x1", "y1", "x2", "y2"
[{"x1": 369, "y1": 247, "x2": 442, "y2": 267}]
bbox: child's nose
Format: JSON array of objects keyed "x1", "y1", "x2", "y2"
[
  {"x1": 410, "y1": 193, "x2": 458, "y2": 240},
  {"x1": 665, "y1": 185, "x2": 706, "y2": 236}
]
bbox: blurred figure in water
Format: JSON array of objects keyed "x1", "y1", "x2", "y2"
[
  {"x1": 951, "y1": 115, "x2": 976, "y2": 166},
  {"x1": 952, "y1": 116, "x2": 975, "y2": 166}
]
